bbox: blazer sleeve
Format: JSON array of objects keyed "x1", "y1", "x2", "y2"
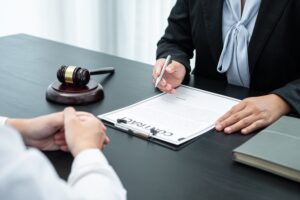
[
  {"x1": 272, "y1": 79, "x2": 300, "y2": 115},
  {"x1": 156, "y1": 0, "x2": 194, "y2": 74}
]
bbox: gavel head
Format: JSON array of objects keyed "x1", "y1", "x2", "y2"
[{"x1": 57, "y1": 65, "x2": 90, "y2": 87}]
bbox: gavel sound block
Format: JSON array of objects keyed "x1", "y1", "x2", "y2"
[{"x1": 46, "y1": 66, "x2": 114, "y2": 105}]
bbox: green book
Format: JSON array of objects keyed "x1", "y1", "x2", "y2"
[{"x1": 233, "y1": 116, "x2": 300, "y2": 183}]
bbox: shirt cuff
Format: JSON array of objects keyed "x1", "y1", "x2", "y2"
[
  {"x1": 72, "y1": 149, "x2": 109, "y2": 170},
  {"x1": 0, "y1": 117, "x2": 8, "y2": 126}
]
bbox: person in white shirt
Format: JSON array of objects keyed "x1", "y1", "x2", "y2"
[{"x1": 0, "y1": 107, "x2": 126, "y2": 200}]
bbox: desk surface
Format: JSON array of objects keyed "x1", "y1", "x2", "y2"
[{"x1": 0, "y1": 34, "x2": 299, "y2": 200}]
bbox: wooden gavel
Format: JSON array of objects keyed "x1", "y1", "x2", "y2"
[{"x1": 57, "y1": 65, "x2": 115, "y2": 87}]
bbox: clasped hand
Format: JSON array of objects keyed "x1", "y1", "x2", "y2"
[{"x1": 6, "y1": 107, "x2": 109, "y2": 156}]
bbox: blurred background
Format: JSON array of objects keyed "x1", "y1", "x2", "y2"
[{"x1": 0, "y1": 0, "x2": 177, "y2": 65}]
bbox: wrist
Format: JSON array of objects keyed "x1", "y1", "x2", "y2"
[
  {"x1": 270, "y1": 94, "x2": 291, "y2": 115},
  {"x1": 6, "y1": 118, "x2": 30, "y2": 136},
  {"x1": 71, "y1": 143, "x2": 102, "y2": 157}
]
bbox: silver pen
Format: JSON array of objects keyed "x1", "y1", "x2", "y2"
[{"x1": 155, "y1": 55, "x2": 172, "y2": 88}]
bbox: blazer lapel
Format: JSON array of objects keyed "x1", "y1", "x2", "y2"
[
  {"x1": 248, "y1": 0, "x2": 290, "y2": 75},
  {"x1": 201, "y1": 0, "x2": 223, "y2": 65}
]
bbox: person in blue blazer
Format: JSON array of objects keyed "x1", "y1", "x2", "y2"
[{"x1": 153, "y1": 0, "x2": 300, "y2": 135}]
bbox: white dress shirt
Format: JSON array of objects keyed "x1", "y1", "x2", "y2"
[
  {"x1": 0, "y1": 119, "x2": 126, "y2": 200},
  {"x1": 0, "y1": 116, "x2": 7, "y2": 125}
]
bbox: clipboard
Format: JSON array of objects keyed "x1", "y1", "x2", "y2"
[
  {"x1": 101, "y1": 117, "x2": 205, "y2": 150},
  {"x1": 98, "y1": 85, "x2": 240, "y2": 150}
]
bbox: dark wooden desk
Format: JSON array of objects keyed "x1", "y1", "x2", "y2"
[{"x1": 0, "y1": 34, "x2": 299, "y2": 200}]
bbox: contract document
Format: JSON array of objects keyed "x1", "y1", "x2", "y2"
[{"x1": 98, "y1": 85, "x2": 239, "y2": 146}]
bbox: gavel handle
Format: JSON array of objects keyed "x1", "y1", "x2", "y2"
[{"x1": 89, "y1": 67, "x2": 115, "y2": 75}]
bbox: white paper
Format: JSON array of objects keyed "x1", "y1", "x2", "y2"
[{"x1": 98, "y1": 85, "x2": 240, "y2": 145}]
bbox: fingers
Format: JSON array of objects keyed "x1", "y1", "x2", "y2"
[
  {"x1": 215, "y1": 102, "x2": 247, "y2": 126},
  {"x1": 160, "y1": 84, "x2": 176, "y2": 94},
  {"x1": 62, "y1": 107, "x2": 110, "y2": 153},
  {"x1": 54, "y1": 131, "x2": 68, "y2": 150},
  {"x1": 153, "y1": 59, "x2": 186, "y2": 94},
  {"x1": 100, "y1": 122, "x2": 107, "y2": 133},
  {"x1": 54, "y1": 132, "x2": 65, "y2": 143},
  {"x1": 240, "y1": 119, "x2": 267, "y2": 134},
  {"x1": 55, "y1": 139, "x2": 66, "y2": 145},
  {"x1": 104, "y1": 135, "x2": 110, "y2": 145},
  {"x1": 60, "y1": 145, "x2": 69, "y2": 152},
  {"x1": 152, "y1": 59, "x2": 176, "y2": 93},
  {"x1": 55, "y1": 138, "x2": 68, "y2": 152},
  {"x1": 215, "y1": 103, "x2": 250, "y2": 133},
  {"x1": 155, "y1": 68, "x2": 177, "y2": 94},
  {"x1": 76, "y1": 111, "x2": 94, "y2": 117},
  {"x1": 156, "y1": 78, "x2": 175, "y2": 94},
  {"x1": 215, "y1": 95, "x2": 283, "y2": 135},
  {"x1": 165, "y1": 62, "x2": 176, "y2": 74},
  {"x1": 64, "y1": 107, "x2": 78, "y2": 126},
  {"x1": 221, "y1": 117, "x2": 267, "y2": 135},
  {"x1": 222, "y1": 115, "x2": 260, "y2": 134},
  {"x1": 215, "y1": 101, "x2": 255, "y2": 134},
  {"x1": 54, "y1": 131, "x2": 65, "y2": 140},
  {"x1": 152, "y1": 59, "x2": 165, "y2": 79}
]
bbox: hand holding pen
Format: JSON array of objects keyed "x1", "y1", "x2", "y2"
[{"x1": 152, "y1": 55, "x2": 187, "y2": 94}]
